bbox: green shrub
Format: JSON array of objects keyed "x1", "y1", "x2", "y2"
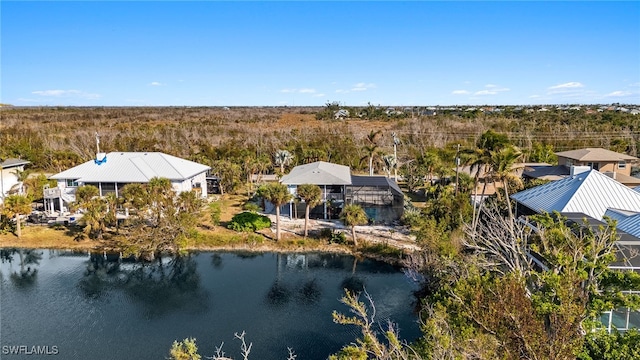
[
  {"x1": 209, "y1": 201, "x2": 222, "y2": 225},
  {"x1": 320, "y1": 228, "x2": 348, "y2": 244},
  {"x1": 228, "y1": 212, "x2": 271, "y2": 232},
  {"x1": 242, "y1": 202, "x2": 260, "y2": 213}
]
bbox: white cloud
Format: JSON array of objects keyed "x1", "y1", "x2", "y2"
[
  {"x1": 548, "y1": 82, "x2": 584, "y2": 90},
  {"x1": 335, "y1": 89, "x2": 348, "y2": 93},
  {"x1": 280, "y1": 88, "x2": 317, "y2": 94},
  {"x1": 529, "y1": 94, "x2": 541, "y2": 98},
  {"x1": 452, "y1": 90, "x2": 469, "y2": 95},
  {"x1": 473, "y1": 85, "x2": 510, "y2": 96},
  {"x1": 604, "y1": 90, "x2": 632, "y2": 97},
  {"x1": 474, "y1": 90, "x2": 497, "y2": 96},
  {"x1": 351, "y1": 83, "x2": 376, "y2": 91},
  {"x1": 149, "y1": 82, "x2": 164, "y2": 86},
  {"x1": 312, "y1": 93, "x2": 325, "y2": 97},
  {"x1": 31, "y1": 89, "x2": 101, "y2": 99}
]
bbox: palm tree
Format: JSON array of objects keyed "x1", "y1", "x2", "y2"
[
  {"x1": 490, "y1": 145, "x2": 523, "y2": 225},
  {"x1": 2, "y1": 194, "x2": 32, "y2": 238},
  {"x1": 274, "y1": 149, "x2": 294, "y2": 175},
  {"x1": 362, "y1": 130, "x2": 382, "y2": 176},
  {"x1": 258, "y1": 183, "x2": 293, "y2": 241},
  {"x1": 80, "y1": 197, "x2": 108, "y2": 240},
  {"x1": 382, "y1": 154, "x2": 397, "y2": 178},
  {"x1": 418, "y1": 150, "x2": 441, "y2": 186},
  {"x1": 296, "y1": 184, "x2": 322, "y2": 237},
  {"x1": 75, "y1": 185, "x2": 99, "y2": 207},
  {"x1": 340, "y1": 204, "x2": 368, "y2": 247}
]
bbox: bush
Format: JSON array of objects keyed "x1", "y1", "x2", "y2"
[
  {"x1": 228, "y1": 212, "x2": 271, "y2": 232},
  {"x1": 209, "y1": 201, "x2": 222, "y2": 225},
  {"x1": 242, "y1": 202, "x2": 260, "y2": 213},
  {"x1": 320, "y1": 228, "x2": 348, "y2": 244}
]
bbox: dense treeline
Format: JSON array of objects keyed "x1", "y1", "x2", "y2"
[{"x1": 1, "y1": 105, "x2": 639, "y2": 181}]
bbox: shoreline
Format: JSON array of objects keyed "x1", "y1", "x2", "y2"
[{"x1": 0, "y1": 224, "x2": 417, "y2": 266}]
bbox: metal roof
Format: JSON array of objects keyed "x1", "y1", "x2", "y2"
[
  {"x1": 511, "y1": 169, "x2": 640, "y2": 220},
  {"x1": 50, "y1": 152, "x2": 210, "y2": 183},
  {"x1": 561, "y1": 212, "x2": 640, "y2": 268},
  {"x1": 280, "y1": 161, "x2": 352, "y2": 185},
  {"x1": 604, "y1": 209, "x2": 640, "y2": 239},
  {"x1": 1, "y1": 158, "x2": 30, "y2": 168},
  {"x1": 351, "y1": 175, "x2": 403, "y2": 196},
  {"x1": 555, "y1": 148, "x2": 638, "y2": 162}
]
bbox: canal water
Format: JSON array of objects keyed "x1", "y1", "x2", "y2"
[{"x1": 0, "y1": 249, "x2": 421, "y2": 360}]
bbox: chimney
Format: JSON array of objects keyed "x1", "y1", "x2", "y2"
[{"x1": 570, "y1": 165, "x2": 591, "y2": 176}]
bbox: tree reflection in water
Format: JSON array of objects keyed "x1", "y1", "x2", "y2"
[
  {"x1": 78, "y1": 253, "x2": 208, "y2": 318},
  {"x1": 0, "y1": 249, "x2": 42, "y2": 288}
]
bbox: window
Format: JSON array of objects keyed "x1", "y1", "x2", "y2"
[
  {"x1": 619, "y1": 161, "x2": 627, "y2": 169},
  {"x1": 587, "y1": 162, "x2": 600, "y2": 171},
  {"x1": 66, "y1": 179, "x2": 79, "y2": 187}
]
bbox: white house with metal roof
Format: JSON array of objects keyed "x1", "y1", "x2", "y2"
[
  {"x1": 45, "y1": 152, "x2": 210, "y2": 212},
  {"x1": 1, "y1": 158, "x2": 31, "y2": 204}
]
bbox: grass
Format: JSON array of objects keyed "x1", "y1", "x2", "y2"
[{"x1": 0, "y1": 225, "x2": 102, "y2": 250}]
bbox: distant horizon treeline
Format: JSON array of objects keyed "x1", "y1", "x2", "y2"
[{"x1": 1, "y1": 105, "x2": 639, "y2": 178}]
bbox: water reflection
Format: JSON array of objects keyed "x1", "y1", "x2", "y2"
[
  {"x1": 211, "y1": 253, "x2": 223, "y2": 269},
  {"x1": 1, "y1": 250, "x2": 419, "y2": 360},
  {"x1": 78, "y1": 253, "x2": 208, "y2": 318},
  {"x1": 0, "y1": 249, "x2": 42, "y2": 288}
]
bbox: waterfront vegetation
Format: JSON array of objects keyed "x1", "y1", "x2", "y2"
[{"x1": 2, "y1": 104, "x2": 640, "y2": 358}]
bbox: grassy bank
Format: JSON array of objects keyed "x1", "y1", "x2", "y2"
[{"x1": 0, "y1": 223, "x2": 354, "y2": 255}]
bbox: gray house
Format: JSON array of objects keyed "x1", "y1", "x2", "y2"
[{"x1": 279, "y1": 161, "x2": 404, "y2": 223}]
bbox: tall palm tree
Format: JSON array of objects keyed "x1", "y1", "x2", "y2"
[
  {"x1": 296, "y1": 184, "x2": 322, "y2": 237},
  {"x1": 2, "y1": 194, "x2": 32, "y2": 238},
  {"x1": 147, "y1": 177, "x2": 174, "y2": 224},
  {"x1": 274, "y1": 149, "x2": 294, "y2": 175},
  {"x1": 418, "y1": 150, "x2": 441, "y2": 186},
  {"x1": 258, "y1": 183, "x2": 293, "y2": 241},
  {"x1": 490, "y1": 145, "x2": 523, "y2": 225},
  {"x1": 362, "y1": 130, "x2": 382, "y2": 176},
  {"x1": 340, "y1": 204, "x2": 368, "y2": 247}
]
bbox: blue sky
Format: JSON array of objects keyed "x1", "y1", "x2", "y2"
[{"x1": 2, "y1": 1, "x2": 639, "y2": 106}]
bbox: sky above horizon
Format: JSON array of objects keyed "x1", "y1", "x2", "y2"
[{"x1": 2, "y1": 1, "x2": 639, "y2": 107}]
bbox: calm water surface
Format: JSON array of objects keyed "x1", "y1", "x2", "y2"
[{"x1": 0, "y1": 249, "x2": 420, "y2": 360}]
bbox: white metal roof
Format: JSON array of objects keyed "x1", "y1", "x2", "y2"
[
  {"x1": 280, "y1": 161, "x2": 352, "y2": 185},
  {"x1": 50, "y1": 152, "x2": 210, "y2": 183},
  {"x1": 511, "y1": 169, "x2": 640, "y2": 220},
  {"x1": 1, "y1": 158, "x2": 30, "y2": 168}
]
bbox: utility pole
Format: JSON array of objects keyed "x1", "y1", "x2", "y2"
[
  {"x1": 392, "y1": 132, "x2": 400, "y2": 181},
  {"x1": 455, "y1": 144, "x2": 460, "y2": 196}
]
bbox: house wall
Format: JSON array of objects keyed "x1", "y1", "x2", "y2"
[
  {"x1": 0, "y1": 165, "x2": 26, "y2": 203},
  {"x1": 558, "y1": 157, "x2": 631, "y2": 176}
]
